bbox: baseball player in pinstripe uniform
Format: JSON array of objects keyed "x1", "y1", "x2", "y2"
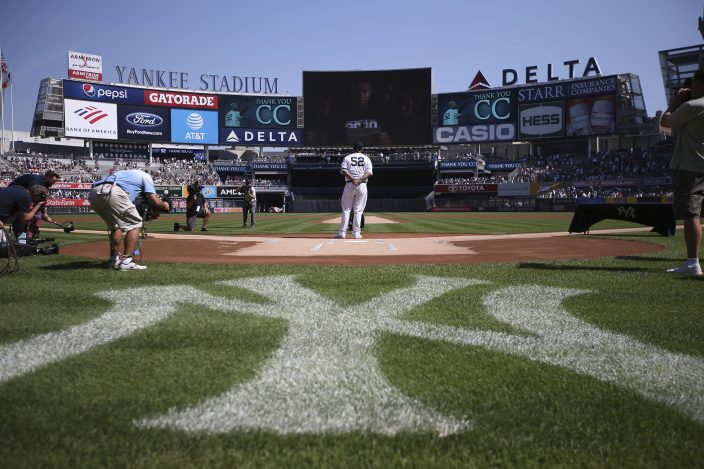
[{"x1": 336, "y1": 141, "x2": 373, "y2": 239}]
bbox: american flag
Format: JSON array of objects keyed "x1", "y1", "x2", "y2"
[{"x1": 1, "y1": 52, "x2": 11, "y2": 91}]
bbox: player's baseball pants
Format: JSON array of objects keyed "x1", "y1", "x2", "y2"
[{"x1": 338, "y1": 182, "x2": 368, "y2": 236}]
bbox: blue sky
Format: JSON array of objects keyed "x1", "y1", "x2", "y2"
[{"x1": 1, "y1": 0, "x2": 701, "y2": 133}]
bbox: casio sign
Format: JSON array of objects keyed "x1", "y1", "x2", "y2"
[
  {"x1": 126, "y1": 112, "x2": 163, "y2": 127},
  {"x1": 519, "y1": 105, "x2": 563, "y2": 135}
]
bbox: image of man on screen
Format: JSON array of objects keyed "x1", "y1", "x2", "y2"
[{"x1": 343, "y1": 79, "x2": 391, "y2": 146}]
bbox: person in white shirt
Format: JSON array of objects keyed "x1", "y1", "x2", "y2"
[{"x1": 336, "y1": 141, "x2": 373, "y2": 239}]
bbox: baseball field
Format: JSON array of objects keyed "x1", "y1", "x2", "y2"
[{"x1": 1, "y1": 211, "x2": 702, "y2": 468}]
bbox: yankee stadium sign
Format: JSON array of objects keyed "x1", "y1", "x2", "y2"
[{"x1": 114, "y1": 66, "x2": 279, "y2": 94}]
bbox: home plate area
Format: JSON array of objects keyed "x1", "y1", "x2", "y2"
[{"x1": 60, "y1": 231, "x2": 663, "y2": 266}]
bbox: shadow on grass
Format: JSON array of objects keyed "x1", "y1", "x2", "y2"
[
  {"x1": 42, "y1": 261, "x2": 105, "y2": 271},
  {"x1": 517, "y1": 262, "x2": 649, "y2": 273},
  {"x1": 616, "y1": 255, "x2": 680, "y2": 262}
]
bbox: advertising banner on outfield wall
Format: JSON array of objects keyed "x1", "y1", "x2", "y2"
[
  {"x1": 118, "y1": 105, "x2": 170, "y2": 142},
  {"x1": 434, "y1": 89, "x2": 517, "y2": 144},
  {"x1": 64, "y1": 99, "x2": 118, "y2": 140},
  {"x1": 434, "y1": 183, "x2": 498, "y2": 194},
  {"x1": 47, "y1": 198, "x2": 92, "y2": 207},
  {"x1": 219, "y1": 95, "x2": 297, "y2": 128},
  {"x1": 52, "y1": 182, "x2": 93, "y2": 190},
  {"x1": 64, "y1": 80, "x2": 144, "y2": 105},
  {"x1": 216, "y1": 186, "x2": 246, "y2": 199},
  {"x1": 497, "y1": 182, "x2": 536, "y2": 196}
]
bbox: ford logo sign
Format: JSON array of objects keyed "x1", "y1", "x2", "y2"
[{"x1": 126, "y1": 112, "x2": 163, "y2": 127}]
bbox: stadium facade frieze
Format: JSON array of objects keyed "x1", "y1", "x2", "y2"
[{"x1": 114, "y1": 66, "x2": 279, "y2": 94}]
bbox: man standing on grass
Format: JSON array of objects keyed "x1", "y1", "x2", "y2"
[
  {"x1": 336, "y1": 141, "x2": 373, "y2": 240},
  {"x1": 660, "y1": 69, "x2": 704, "y2": 276},
  {"x1": 238, "y1": 178, "x2": 256, "y2": 228}
]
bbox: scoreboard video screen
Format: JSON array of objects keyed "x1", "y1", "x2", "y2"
[{"x1": 303, "y1": 68, "x2": 432, "y2": 146}]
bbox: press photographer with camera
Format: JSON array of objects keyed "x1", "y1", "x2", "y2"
[
  {"x1": 0, "y1": 184, "x2": 49, "y2": 230},
  {"x1": 660, "y1": 69, "x2": 704, "y2": 276},
  {"x1": 174, "y1": 181, "x2": 210, "y2": 232},
  {"x1": 89, "y1": 169, "x2": 170, "y2": 270},
  {"x1": 8, "y1": 170, "x2": 60, "y2": 240}
]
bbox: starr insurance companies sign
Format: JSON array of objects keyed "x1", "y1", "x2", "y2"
[{"x1": 68, "y1": 51, "x2": 103, "y2": 82}]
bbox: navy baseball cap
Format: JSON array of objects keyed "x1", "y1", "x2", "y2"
[{"x1": 353, "y1": 141, "x2": 364, "y2": 151}]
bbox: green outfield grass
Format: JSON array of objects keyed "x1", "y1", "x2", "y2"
[
  {"x1": 0, "y1": 216, "x2": 702, "y2": 468},
  {"x1": 48, "y1": 211, "x2": 641, "y2": 235}
]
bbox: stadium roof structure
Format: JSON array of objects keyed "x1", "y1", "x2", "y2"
[{"x1": 658, "y1": 44, "x2": 704, "y2": 106}]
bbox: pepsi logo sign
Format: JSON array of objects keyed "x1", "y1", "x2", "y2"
[
  {"x1": 126, "y1": 112, "x2": 163, "y2": 127},
  {"x1": 82, "y1": 83, "x2": 96, "y2": 97}
]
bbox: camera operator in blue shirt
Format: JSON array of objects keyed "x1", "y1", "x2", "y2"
[{"x1": 89, "y1": 169, "x2": 169, "y2": 270}]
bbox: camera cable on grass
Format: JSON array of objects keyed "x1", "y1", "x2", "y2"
[{"x1": 0, "y1": 223, "x2": 20, "y2": 275}]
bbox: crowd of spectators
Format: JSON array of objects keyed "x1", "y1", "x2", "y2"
[
  {"x1": 1, "y1": 146, "x2": 675, "y2": 200},
  {"x1": 436, "y1": 147, "x2": 673, "y2": 199}
]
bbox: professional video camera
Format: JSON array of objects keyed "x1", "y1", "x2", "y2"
[
  {"x1": 10, "y1": 237, "x2": 60, "y2": 256},
  {"x1": 187, "y1": 182, "x2": 203, "y2": 196},
  {"x1": 135, "y1": 191, "x2": 173, "y2": 222}
]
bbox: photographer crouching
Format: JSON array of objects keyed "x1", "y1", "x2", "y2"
[
  {"x1": 174, "y1": 181, "x2": 210, "y2": 232},
  {"x1": 89, "y1": 169, "x2": 170, "y2": 270},
  {"x1": 1, "y1": 184, "x2": 49, "y2": 237}
]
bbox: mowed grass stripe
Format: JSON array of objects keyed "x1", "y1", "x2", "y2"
[{"x1": 1, "y1": 223, "x2": 701, "y2": 467}]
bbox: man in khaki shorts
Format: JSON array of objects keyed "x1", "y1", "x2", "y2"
[
  {"x1": 90, "y1": 169, "x2": 170, "y2": 270},
  {"x1": 660, "y1": 69, "x2": 704, "y2": 276}
]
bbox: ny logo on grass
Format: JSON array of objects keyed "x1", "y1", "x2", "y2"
[{"x1": 1, "y1": 276, "x2": 703, "y2": 435}]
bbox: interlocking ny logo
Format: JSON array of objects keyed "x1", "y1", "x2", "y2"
[
  {"x1": 1, "y1": 276, "x2": 703, "y2": 435},
  {"x1": 617, "y1": 205, "x2": 637, "y2": 219}
]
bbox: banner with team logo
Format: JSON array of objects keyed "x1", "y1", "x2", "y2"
[
  {"x1": 67, "y1": 51, "x2": 102, "y2": 82},
  {"x1": 63, "y1": 80, "x2": 144, "y2": 105},
  {"x1": 219, "y1": 128, "x2": 303, "y2": 146},
  {"x1": 170, "y1": 109, "x2": 218, "y2": 144},
  {"x1": 118, "y1": 105, "x2": 170, "y2": 142},
  {"x1": 64, "y1": 99, "x2": 118, "y2": 140}
]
